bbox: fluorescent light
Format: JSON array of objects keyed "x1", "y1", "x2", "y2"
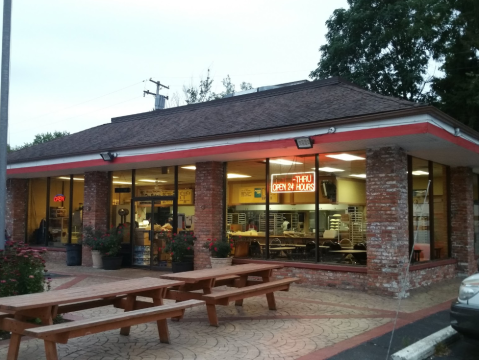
[
  {"x1": 181, "y1": 166, "x2": 196, "y2": 170},
  {"x1": 412, "y1": 171, "x2": 429, "y2": 176},
  {"x1": 112, "y1": 176, "x2": 119, "y2": 178},
  {"x1": 269, "y1": 159, "x2": 303, "y2": 165},
  {"x1": 350, "y1": 174, "x2": 366, "y2": 178},
  {"x1": 227, "y1": 173, "x2": 251, "y2": 179},
  {"x1": 58, "y1": 177, "x2": 84, "y2": 181},
  {"x1": 112, "y1": 181, "x2": 132, "y2": 185},
  {"x1": 313, "y1": 167, "x2": 344, "y2": 172},
  {"x1": 138, "y1": 179, "x2": 167, "y2": 183},
  {"x1": 326, "y1": 153, "x2": 365, "y2": 161}
]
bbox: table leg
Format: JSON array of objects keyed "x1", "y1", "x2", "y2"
[
  {"x1": 234, "y1": 275, "x2": 248, "y2": 306},
  {"x1": 261, "y1": 270, "x2": 277, "y2": 310},
  {"x1": 120, "y1": 294, "x2": 136, "y2": 336},
  {"x1": 44, "y1": 340, "x2": 59, "y2": 360},
  {"x1": 6, "y1": 332, "x2": 21, "y2": 360},
  {"x1": 152, "y1": 289, "x2": 170, "y2": 344},
  {"x1": 206, "y1": 304, "x2": 219, "y2": 327}
]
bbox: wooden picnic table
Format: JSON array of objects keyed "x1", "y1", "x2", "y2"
[
  {"x1": 0, "y1": 277, "x2": 186, "y2": 360},
  {"x1": 160, "y1": 263, "x2": 297, "y2": 326}
]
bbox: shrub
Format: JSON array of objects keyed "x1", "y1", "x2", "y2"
[
  {"x1": 0, "y1": 240, "x2": 50, "y2": 298},
  {"x1": 82, "y1": 225, "x2": 128, "y2": 257},
  {"x1": 164, "y1": 232, "x2": 195, "y2": 262},
  {"x1": 203, "y1": 237, "x2": 233, "y2": 258}
]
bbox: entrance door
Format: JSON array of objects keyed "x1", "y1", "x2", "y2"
[{"x1": 132, "y1": 196, "x2": 176, "y2": 270}]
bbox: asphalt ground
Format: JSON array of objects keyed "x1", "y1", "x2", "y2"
[{"x1": 328, "y1": 310, "x2": 451, "y2": 360}]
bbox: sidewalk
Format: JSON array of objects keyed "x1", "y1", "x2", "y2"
[{"x1": 0, "y1": 262, "x2": 462, "y2": 360}]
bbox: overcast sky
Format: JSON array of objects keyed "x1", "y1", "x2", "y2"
[{"x1": 2, "y1": 0, "x2": 349, "y2": 147}]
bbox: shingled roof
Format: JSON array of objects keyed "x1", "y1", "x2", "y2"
[{"x1": 8, "y1": 77, "x2": 425, "y2": 164}]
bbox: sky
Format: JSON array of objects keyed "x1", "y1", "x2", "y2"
[{"x1": 2, "y1": 0, "x2": 349, "y2": 147}]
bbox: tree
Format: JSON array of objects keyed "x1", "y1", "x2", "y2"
[
  {"x1": 8, "y1": 131, "x2": 70, "y2": 152},
  {"x1": 182, "y1": 69, "x2": 253, "y2": 104},
  {"x1": 310, "y1": 0, "x2": 450, "y2": 102}
]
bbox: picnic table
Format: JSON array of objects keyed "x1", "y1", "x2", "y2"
[
  {"x1": 0, "y1": 277, "x2": 203, "y2": 360},
  {"x1": 160, "y1": 263, "x2": 298, "y2": 326}
]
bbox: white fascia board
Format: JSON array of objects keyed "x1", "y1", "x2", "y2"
[{"x1": 8, "y1": 114, "x2": 474, "y2": 170}]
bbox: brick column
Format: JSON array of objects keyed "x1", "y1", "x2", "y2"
[
  {"x1": 5, "y1": 178, "x2": 29, "y2": 242},
  {"x1": 82, "y1": 171, "x2": 109, "y2": 266},
  {"x1": 450, "y1": 167, "x2": 475, "y2": 276},
  {"x1": 366, "y1": 147, "x2": 409, "y2": 297},
  {"x1": 194, "y1": 162, "x2": 224, "y2": 269}
]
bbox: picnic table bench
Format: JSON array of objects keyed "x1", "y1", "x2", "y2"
[
  {"x1": 0, "y1": 277, "x2": 201, "y2": 360},
  {"x1": 160, "y1": 263, "x2": 298, "y2": 326}
]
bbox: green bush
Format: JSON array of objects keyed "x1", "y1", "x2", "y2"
[
  {"x1": 82, "y1": 225, "x2": 128, "y2": 257},
  {"x1": 0, "y1": 240, "x2": 49, "y2": 298},
  {"x1": 164, "y1": 232, "x2": 195, "y2": 262},
  {"x1": 203, "y1": 237, "x2": 233, "y2": 258}
]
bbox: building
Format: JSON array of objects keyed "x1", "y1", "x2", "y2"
[{"x1": 6, "y1": 77, "x2": 479, "y2": 297}]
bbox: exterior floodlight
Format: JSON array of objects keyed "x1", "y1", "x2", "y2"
[
  {"x1": 100, "y1": 151, "x2": 117, "y2": 162},
  {"x1": 294, "y1": 137, "x2": 314, "y2": 149}
]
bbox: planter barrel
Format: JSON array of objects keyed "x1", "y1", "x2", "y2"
[
  {"x1": 210, "y1": 257, "x2": 233, "y2": 268},
  {"x1": 102, "y1": 256, "x2": 123, "y2": 270},
  {"x1": 91, "y1": 250, "x2": 103, "y2": 269}
]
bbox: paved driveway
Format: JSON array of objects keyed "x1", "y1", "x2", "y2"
[{"x1": 0, "y1": 262, "x2": 462, "y2": 360}]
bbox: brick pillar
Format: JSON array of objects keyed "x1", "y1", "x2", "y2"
[
  {"x1": 82, "y1": 172, "x2": 109, "y2": 266},
  {"x1": 366, "y1": 147, "x2": 409, "y2": 297},
  {"x1": 194, "y1": 162, "x2": 224, "y2": 269},
  {"x1": 450, "y1": 167, "x2": 475, "y2": 276},
  {"x1": 5, "y1": 179, "x2": 29, "y2": 242}
]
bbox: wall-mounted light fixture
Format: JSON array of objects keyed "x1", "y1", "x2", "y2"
[
  {"x1": 100, "y1": 151, "x2": 117, "y2": 162},
  {"x1": 294, "y1": 136, "x2": 314, "y2": 149}
]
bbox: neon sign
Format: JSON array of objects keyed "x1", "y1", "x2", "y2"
[
  {"x1": 271, "y1": 172, "x2": 315, "y2": 193},
  {"x1": 54, "y1": 194, "x2": 65, "y2": 202}
]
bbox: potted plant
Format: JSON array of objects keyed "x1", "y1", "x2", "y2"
[
  {"x1": 164, "y1": 232, "x2": 195, "y2": 273},
  {"x1": 204, "y1": 237, "x2": 234, "y2": 268},
  {"x1": 82, "y1": 225, "x2": 128, "y2": 270},
  {"x1": 82, "y1": 225, "x2": 105, "y2": 269}
]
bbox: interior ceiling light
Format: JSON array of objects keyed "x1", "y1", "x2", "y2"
[
  {"x1": 112, "y1": 181, "x2": 132, "y2": 185},
  {"x1": 58, "y1": 176, "x2": 86, "y2": 181},
  {"x1": 412, "y1": 170, "x2": 429, "y2": 176},
  {"x1": 181, "y1": 166, "x2": 196, "y2": 170},
  {"x1": 326, "y1": 153, "x2": 365, "y2": 161},
  {"x1": 227, "y1": 173, "x2": 251, "y2": 179},
  {"x1": 138, "y1": 179, "x2": 167, "y2": 183},
  {"x1": 313, "y1": 167, "x2": 345, "y2": 172},
  {"x1": 269, "y1": 159, "x2": 303, "y2": 165},
  {"x1": 350, "y1": 174, "x2": 366, "y2": 178}
]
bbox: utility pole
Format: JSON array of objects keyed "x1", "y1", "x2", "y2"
[
  {"x1": 143, "y1": 78, "x2": 169, "y2": 110},
  {"x1": 0, "y1": 0, "x2": 12, "y2": 251}
]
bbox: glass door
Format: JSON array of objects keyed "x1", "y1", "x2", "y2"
[{"x1": 132, "y1": 196, "x2": 176, "y2": 270}]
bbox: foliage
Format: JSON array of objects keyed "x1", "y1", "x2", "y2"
[
  {"x1": 182, "y1": 69, "x2": 254, "y2": 104},
  {"x1": 164, "y1": 232, "x2": 196, "y2": 262},
  {"x1": 0, "y1": 240, "x2": 50, "y2": 298},
  {"x1": 8, "y1": 131, "x2": 70, "y2": 152},
  {"x1": 203, "y1": 237, "x2": 234, "y2": 258},
  {"x1": 82, "y1": 225, "x2": 128, "y2": 257}
]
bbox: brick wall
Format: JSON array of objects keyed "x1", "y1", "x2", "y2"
[
  {"x1": 366, "y1": 147, "x2": 409, "y2": 297},
  {"x1": 194, "y1": 162, "x2": 224, "y2": 269},
  {"x1": 82, "y1": 172, "x2": 109, "y2": 266},
  {"x1": 450, "y1": 167, "x2": 476, "y2": 276},
  {"x1": 408, "y1": 263, "x2": 457, "y2": 289},
  {"x1": 6, "y1": 178, "x2": 29, "y2": 242}
]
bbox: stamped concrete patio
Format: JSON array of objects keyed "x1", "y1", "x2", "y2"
[{"x1": 0, "y1": 262, "x2": 461, "y2": 360}]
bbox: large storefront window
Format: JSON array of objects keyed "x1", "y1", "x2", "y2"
[
  {"x1": 409, "y1": 157, "x2": 450, "y2": 261},
  {"x1": 474, "y1": 174, "x2": 479, "y2": 255},
  {"x1": 27, "y1": 178, "x2": 48, "y2": 245},
  {"x1": 228, "y1": 151, "x2": 366, "y2": 266},
  {"x1": 48, "y1": 176, "x2": 71, "y2": 246}
]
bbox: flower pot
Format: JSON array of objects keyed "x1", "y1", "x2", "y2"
[
  {"x1": 91, "y1": 250, "x2": 103, "y2": 269},
  {"x1": 65, "y1": 244, "x2": 82, "y2": 266},
  {"x1": 102, "y1": 256, "x2": 122, "y2": 270},
  {"x1": 172, "y1": 261, "x2": 194, "y2": 273},
  {"x1": 210, "y1": 257, "x2": 233, "y2": 268}
]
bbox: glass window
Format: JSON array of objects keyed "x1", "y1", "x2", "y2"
[
  {"x1": 111, "y1": 170, "x2": 133, "y2": 229},
  {"x1": 71, "y1": 175, "x2": 84, "y2": 244},
  {"x1": 411, "y1": 158, "x2": 431, "y2": 261},
  {"x1": 474, "y1": 174, "x2": 479, "y2": 255},
  {"x1": 178, "y1": 165, "x2": 196, "y2": 232},
  {"x1": 432, "y1": 163, "x2": 448, "y2": 259},
  {"x1": 27, "y1": 178, "x2": 48, "y2": 245},
  {"x1": 48, "y1": 176, "x2": 71, "y2": 246}
]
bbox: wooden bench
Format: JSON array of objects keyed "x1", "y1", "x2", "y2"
[
  {"x1": 202, "y1": 277, "x2": 298, "y2": 326},
  {"x1": 23, "y1": 299, "x2": 203, "y2": 360}
]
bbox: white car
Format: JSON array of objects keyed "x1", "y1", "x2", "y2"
[{"x1": 450, "y1": 273, "x2": 479, "y2": 341}]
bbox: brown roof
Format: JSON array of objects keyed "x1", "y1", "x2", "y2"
[{"x1": 8, "y1": 77, "x2": 425, "y2": 164}]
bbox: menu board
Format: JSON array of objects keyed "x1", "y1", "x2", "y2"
[
  {"x1": 239, "y1": 186, "x2": 278, "y2": 203},
  {"x1": 178, "y1": 189, "x2": 193, "y2": 205},
  {"x1": 137, "y1": 188, "x2": 193, "y2": 205}
]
